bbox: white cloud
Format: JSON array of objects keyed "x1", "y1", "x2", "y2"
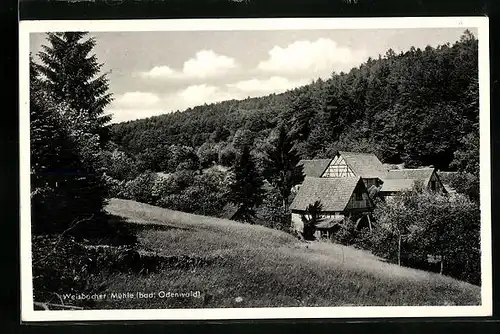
[
  {"x1": 182, "y1": 50, "x2": 237, "y2": 78},
  {"x1": 179, "y1": 84, "x2": 238, "y2": 106},
  {"x1": 140, "y1": 50, "x2": 238, "y2": 79},
  {"x1": 258, "y1": 38, "x2": 367, "y2": 76},
  {"x1": 142, "y1": 66, "x2": 176, "y2": 78},
  {"x1": 114, "y1": 91, "x2": 161, "y2": 108},
  {"x1": 229, "y1": 76, "x2": 310, "y2": 94}
]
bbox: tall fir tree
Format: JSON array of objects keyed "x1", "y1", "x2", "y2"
[
  {"x1": 264, "y1": 124, "x2": 305, "y2": 213},
  {"x1": 229, "y1": 145, "x2": 264, "y2": 223},
  {"x1": 37, "y1": 32, "x2": 112, "y2": 141},
  {"x1": 31, "y1": 34, "x2": 111, "y2": 235}
]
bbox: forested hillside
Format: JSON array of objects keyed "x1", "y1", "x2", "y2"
[{"x1": 110, "y1": 30, "x2": 478, "y2": 173}]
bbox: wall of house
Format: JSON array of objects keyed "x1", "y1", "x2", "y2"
[
  {"x1": 291, "y1": 213, "x2": 304, "y2": 233},
  {"x1": 345, "y1": 184, "x2": 373, "y2": 211}
]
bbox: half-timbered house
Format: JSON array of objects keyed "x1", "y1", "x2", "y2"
[
  {"x1": 298, "y1": 151, "x2": 387, "y2": 189},
  {"x1": 292, "y1": 152, "x2": 448, "y2": 237},
  {"x1": 290, "y1": 176, "x2": 374, "y2": 237}
]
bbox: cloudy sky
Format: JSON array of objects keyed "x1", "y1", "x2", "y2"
[{"x1": 30, "y1": 28, "x2": 475, "y2": 123}]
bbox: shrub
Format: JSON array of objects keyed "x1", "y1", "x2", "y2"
[
  {"x1": 122, "y1": 172, "x2": 158, "y2": 204},
  {"x1": 197, "y1": 142, "x2": 220, "y2": 168},
  {"x1": 258, "y1": 186, "x2": 289, "y2": 230},
  {"x1": 155, "y1": 169, "x2": 230, "y2": 216},
  {"x1": 372, "y1": 190, "x2": 480, "y2": 284},
  {"x1": 447, "y1": 172, "x2": 479, "y2": 202},
  {"x1": 330, "y1": 218, "x2": 372, "y2": 249}
]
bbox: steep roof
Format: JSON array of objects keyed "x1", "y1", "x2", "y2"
[
  {"x1": 380, "y1": 168, "x2": 439, "y2": 193},
  {"x1": 385, "y1": 168, "x2": 434, "y2": 184},
  {"x1": 290, "y1": 176, "x2": 361, "y2": 212},
  {"x1": 380, "y1": 179, "x2": 415, "y2": 193},
  {"x1": 298, "y1": 159, "x2": 332, "y2": 177},
  {"x1": 338, "y1": 151, "x2": 388, "y2": 179}
]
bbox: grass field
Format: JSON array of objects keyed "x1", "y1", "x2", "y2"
[{"x1": 97, "y1": 198, "x2": 480, "y2": 309}]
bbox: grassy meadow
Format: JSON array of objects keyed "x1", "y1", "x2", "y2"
[{"x1": 95, "y1": 198, "x2": 481, "y2": 309}]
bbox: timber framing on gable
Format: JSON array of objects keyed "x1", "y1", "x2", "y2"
[{"x1": 322, "y1": 155, "x2": 356, "y2": 178}]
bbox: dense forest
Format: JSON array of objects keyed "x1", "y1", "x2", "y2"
[{"x1": 110, "y1": 30, "x2": 479, "y2": 175}]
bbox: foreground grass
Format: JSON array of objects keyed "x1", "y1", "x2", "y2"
[{"x1": 95, "y1": 198, "x2": 480, "y2": 309}]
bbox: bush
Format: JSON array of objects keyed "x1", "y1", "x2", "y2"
[
  {"x1": 447, "y1": 172, "x2": 479, "y2": 202},
  {"x1": 122, "y1": 172, "x2": 158, "y2": 204},
  {"x1": 103, "y1": 174, "x2": 126, "y2": 198},
  {"x1": 155, "y1": 169, "x2": 231, "y2": 216},
  {"x1": 257, "y1": 187, "x2": 288, "y2": 229},
  {"x1": 371, "y1": 190, "x2": 480, "y2": 284},
  {"x1": 197, "y1": 142, "x2": 220, "y2": 168},
  {"x1": 219, "y1": 144, "x2": 237, "y2": 167},
  {"x1": 330, "y1": 218, "x2": 372, "y2": 249}
]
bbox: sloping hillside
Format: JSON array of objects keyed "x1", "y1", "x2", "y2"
[
  {"x1": 110, "y1": 31, "x2": 478, "y2": 170},
  {"x1": 101, "y1": 198, "x2": 480, "y2": 309}
]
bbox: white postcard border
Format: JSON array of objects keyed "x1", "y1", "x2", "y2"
[{"x1": 19, "y1": 16, "x2": 492, "y2": 322}]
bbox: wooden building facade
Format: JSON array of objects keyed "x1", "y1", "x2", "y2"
[{"x1": 290, "y1": 177, "x2": 374, "y2": 237}]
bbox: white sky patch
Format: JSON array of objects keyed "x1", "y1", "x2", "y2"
[
  {"x1": 229, "y1": 76, "x2": 310, "y2": 94},
  {"x1": 258, "y1": 38, "x2": 368, "y2": 76},
  {"x1": 140, "y1": 49, "x2": 238, "y2": 79},
  {"x1": 141, "y1": 66, "x2": 176, "y2": 78},
  {"x1": 179, "y1": 84, "x2": 241, "y2": 106},
  {"x1": 113, "y1": 91, "x2": 161, "y2": 108},
  {"x1": 183, "y1": 50, "x2": 237, "y2": 78}
]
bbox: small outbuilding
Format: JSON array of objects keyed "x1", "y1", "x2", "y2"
[{"x1": 379, "y1": 167, "x2": 447, "y2": 197}]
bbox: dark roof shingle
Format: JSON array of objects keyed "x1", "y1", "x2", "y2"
[
  {"x1": 298, "y1": 159, "x2": 332, "y2": 177},
  {"x1": 339, "y1": 151, "x2": 387, "y2": 179},
  {"x1": 380, "y1": 168, "x2": 437, "y2": 193},
  {"x1": 380, "y1": 179, "x2": 415, "y2": 192},
  {"x1": 290, "y1": 176, "x2": 360, "y2": 212},
  {"x1": 385, "y1": 168, "x2": 434, "y2": 183}
]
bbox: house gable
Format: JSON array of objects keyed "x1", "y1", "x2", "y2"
[
  {"x1": 345, "y1": 180, "x2": 375, "y2": 211},
  {"x1": 428, "y1": 169, "x2": 447, "y2": 193},
  {"x1": 322, "y1": 154, "x2": 356, "y2": 178},
  {"x1": 338, "y1": 151, "x2": 388, "y2": 179}
]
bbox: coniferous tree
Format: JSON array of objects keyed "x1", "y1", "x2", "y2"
[
  {"x1": 37, "y1": 32, "x2": 112, "y2": 141},
  {"x1": 31, "y1": 56, "x2": 107, "y2": 234},
  {"x1": 264, "y1": 124, "x2": 305, "y2": 213},
  {"x1": 31, "y1": 34, "x2": 112, "y2": 235},
  {"x1": 229, "y1": 145, "x2": 264, "y2": 223}
]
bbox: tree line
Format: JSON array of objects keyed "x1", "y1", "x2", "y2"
[{"x1": 111, "y1": 30, "x2": 479, "y2": 175}]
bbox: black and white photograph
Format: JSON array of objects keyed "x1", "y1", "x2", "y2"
[{"x1": 19, "y1": 17, "x2": 491, "y2": 321}]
